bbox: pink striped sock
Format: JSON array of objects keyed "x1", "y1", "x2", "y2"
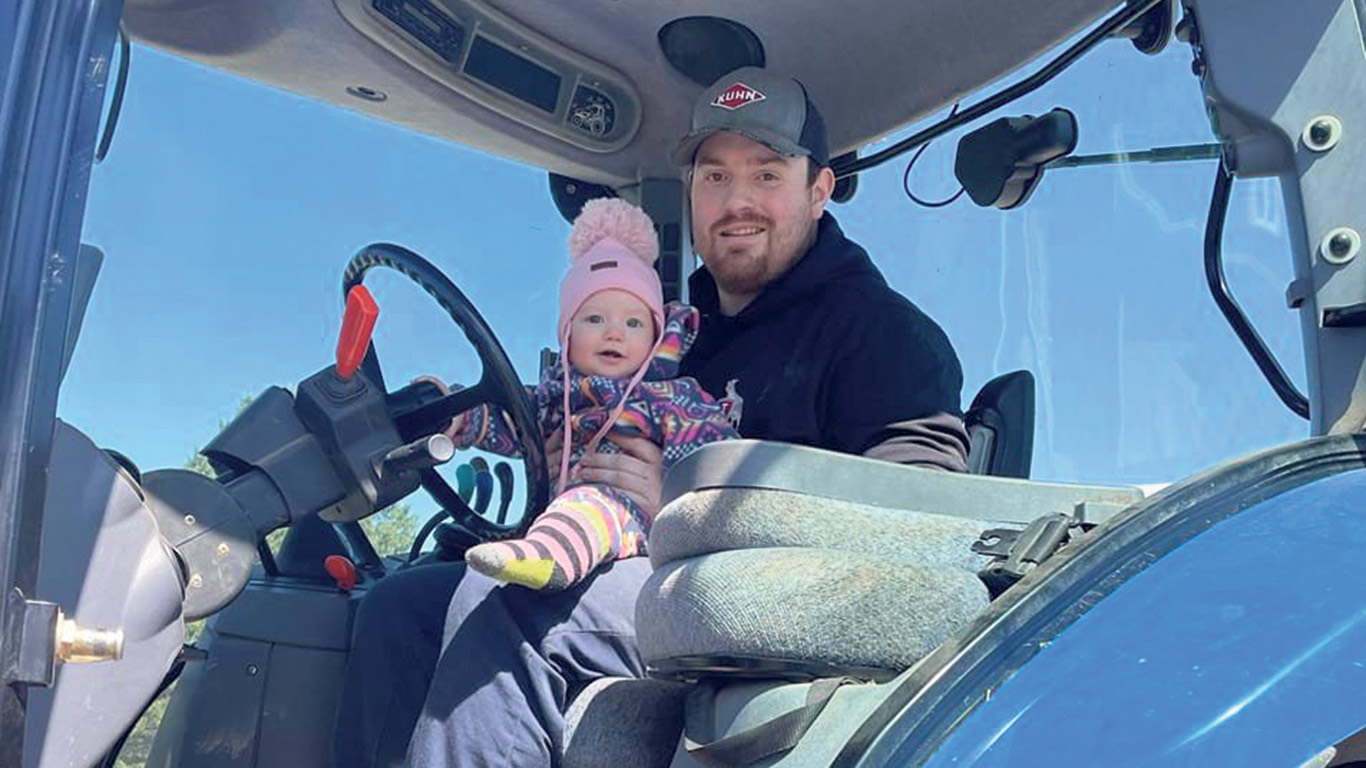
[{"x1": 464, "y1": 485, "x2": 639, "y2": 591}]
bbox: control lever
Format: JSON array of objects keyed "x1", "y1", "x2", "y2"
[
  {"x1": 471, "y1": 457, "x2": 493, "y2": 514},
  {"x1": 455, "y1": 463, "x2": 476, "y2": 503},
  {"x1": 379, "y1": 434, "x2": 455, "y2": 478},
  {"x1": 494, "y1": 462, "x2": 515, "y2": 524},
  {"x1": 336, "y1": 285, "x2": 379, "y2": 380}
]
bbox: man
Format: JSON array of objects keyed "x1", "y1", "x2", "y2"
[
  {"x1": 339, "y1": 66, "x2": 968, "y2": 767},
  {"x1": 674, "y1": 70, "x2": 967, "y2": 470}
]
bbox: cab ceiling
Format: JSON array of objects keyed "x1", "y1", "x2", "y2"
[{"x1": 123, "y1": 0, "x2": 1121, "y2": 189}]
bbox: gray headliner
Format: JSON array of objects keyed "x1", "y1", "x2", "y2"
[{"x1": 123, "y1": 0, "x2": 1121, "y2": 188}]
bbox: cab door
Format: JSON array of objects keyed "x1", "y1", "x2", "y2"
[{"x1": 0, "y1": 1, "x2": 124, "y2": 765}]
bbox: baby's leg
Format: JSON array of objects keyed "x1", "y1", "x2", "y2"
[{"x1": 464, "y1": 485, "x2": 644, "y2": 591}]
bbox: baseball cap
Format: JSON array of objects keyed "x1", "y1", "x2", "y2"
[{"x1": 671, "y1": 66, "x2": 829, "y2": 167}]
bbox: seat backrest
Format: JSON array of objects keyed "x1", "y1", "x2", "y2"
[{"x1": 965, "y1": 370, "x2": 1035, "y2": 478}]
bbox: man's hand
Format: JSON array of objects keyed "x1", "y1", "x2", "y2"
[
  {"x1": 545, "y1": 428, "x2": 566, "y2": 484},
  {"x1": 573, "y1": 435, "x2": 664, "y2": 519}
]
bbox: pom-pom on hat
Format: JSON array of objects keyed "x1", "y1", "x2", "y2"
[{"x1": 559, "y1": 198, "x2": 665, "y2": 349}]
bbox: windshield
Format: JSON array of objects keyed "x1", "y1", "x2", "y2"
[{"x1": 58, "y1": 33, "x2": 1304, "y2": 524}]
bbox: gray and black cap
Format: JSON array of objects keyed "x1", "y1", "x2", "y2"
[{"x1": 671, "y1": 66, "x2": 829, "y2": 168}]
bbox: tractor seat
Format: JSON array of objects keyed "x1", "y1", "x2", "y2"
[{"x1": 560, "y1": 438, "x2": 1144, "y2": 767}]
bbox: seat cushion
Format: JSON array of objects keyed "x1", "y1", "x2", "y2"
[
  {"x1": 636, "y1": 547, "x2": 990, "y2": 675},
  {"x1": 648, "y1": 487, "x2": 995, "y2": 572}
]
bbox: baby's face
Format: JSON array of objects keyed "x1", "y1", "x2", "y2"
[{"x1": 567, "y1": 289, "x2": 655, "y2": 377}]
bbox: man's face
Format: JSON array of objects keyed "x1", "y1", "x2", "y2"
[{"x1": 689, "y1": 132, "x2": 834, "y2": 301}]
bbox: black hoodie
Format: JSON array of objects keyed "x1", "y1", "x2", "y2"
[{"x1": 680, "y1": 213, "x2": 970, "y2": 471}]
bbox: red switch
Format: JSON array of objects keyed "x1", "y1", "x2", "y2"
[
  {"x1": 324, "y1": 555, "x2": 358, "y2": 592},
  {"x1": 336, "y1": 286, "x2": 379, "y2": 380}
]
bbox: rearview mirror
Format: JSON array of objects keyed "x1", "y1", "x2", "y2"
[{"x1": 954, "y1": 108, "x2": 1078, "y2": 210}]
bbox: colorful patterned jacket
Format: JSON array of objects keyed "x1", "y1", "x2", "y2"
[{"x1": 454, "y1": 303, "x2": 739, "y2": 487}]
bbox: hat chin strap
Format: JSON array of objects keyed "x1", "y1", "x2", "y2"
[{"x1": 555, "y1": 330, "x2": 665, "y2": 497}]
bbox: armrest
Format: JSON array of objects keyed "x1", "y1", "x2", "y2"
[{"x1": 662, "y1": 440, "x2": 1143, "y2": 525}]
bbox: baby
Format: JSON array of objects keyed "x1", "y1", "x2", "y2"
[{"x1": 449, "y1": 198, "x2": 738, "y2": 591}]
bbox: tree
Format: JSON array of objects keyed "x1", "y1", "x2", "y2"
[{"x1": 359, "y1": 503, "x2": 420, "y2": 557}]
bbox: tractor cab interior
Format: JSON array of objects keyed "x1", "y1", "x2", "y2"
[{"x1": 14, "y1": 0, "x2": 1353, "y2": 766}]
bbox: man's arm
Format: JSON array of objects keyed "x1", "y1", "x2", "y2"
[
  {"x1": 822, "y1": 301, "x2": 970, "y2": 472},
  {"x1": 862, "y1": 412, "x2": 969, "y2": 472}
]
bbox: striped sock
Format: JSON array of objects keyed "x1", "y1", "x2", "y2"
[{"x1": 464, "y1": 485, "x2": 643, "y2": 591}]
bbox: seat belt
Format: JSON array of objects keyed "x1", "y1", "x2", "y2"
[{"x1": 683, "y1": 676, "x2": 856, "y2": 767}]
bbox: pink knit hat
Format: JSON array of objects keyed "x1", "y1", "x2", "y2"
[
  {"x1": 558, "y1": 198, "x2": 665, "y2": 347},
  {"x1": 554, "y1": 198, "x2": 665, "y2": 493}
]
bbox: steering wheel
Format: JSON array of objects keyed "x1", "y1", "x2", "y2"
[{"x1": 342, "y1": 243, "x2": 550, "y2": 544}]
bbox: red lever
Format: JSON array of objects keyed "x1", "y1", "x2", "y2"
[
  {"x1": 324, "y1": 555, "x2": 358, "y2": 592},
  {"x1": 336, "y1": 286, "x2": 380, "y2": 380}
]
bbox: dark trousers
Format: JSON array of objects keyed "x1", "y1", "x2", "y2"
[
  {"x1": 333, "y1": 562, "x2": 465, "y2": 768},
  {"x1": 406, "y1": 557, "x2": 651, "y2": 767}
]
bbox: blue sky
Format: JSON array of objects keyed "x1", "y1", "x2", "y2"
[{"x1": 58, "y1": 37, "x2": 1307, "y2": 519}]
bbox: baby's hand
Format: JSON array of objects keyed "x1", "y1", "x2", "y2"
[{"x1": 410, "y1": 375, "x2": 465, "y2": 442}]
